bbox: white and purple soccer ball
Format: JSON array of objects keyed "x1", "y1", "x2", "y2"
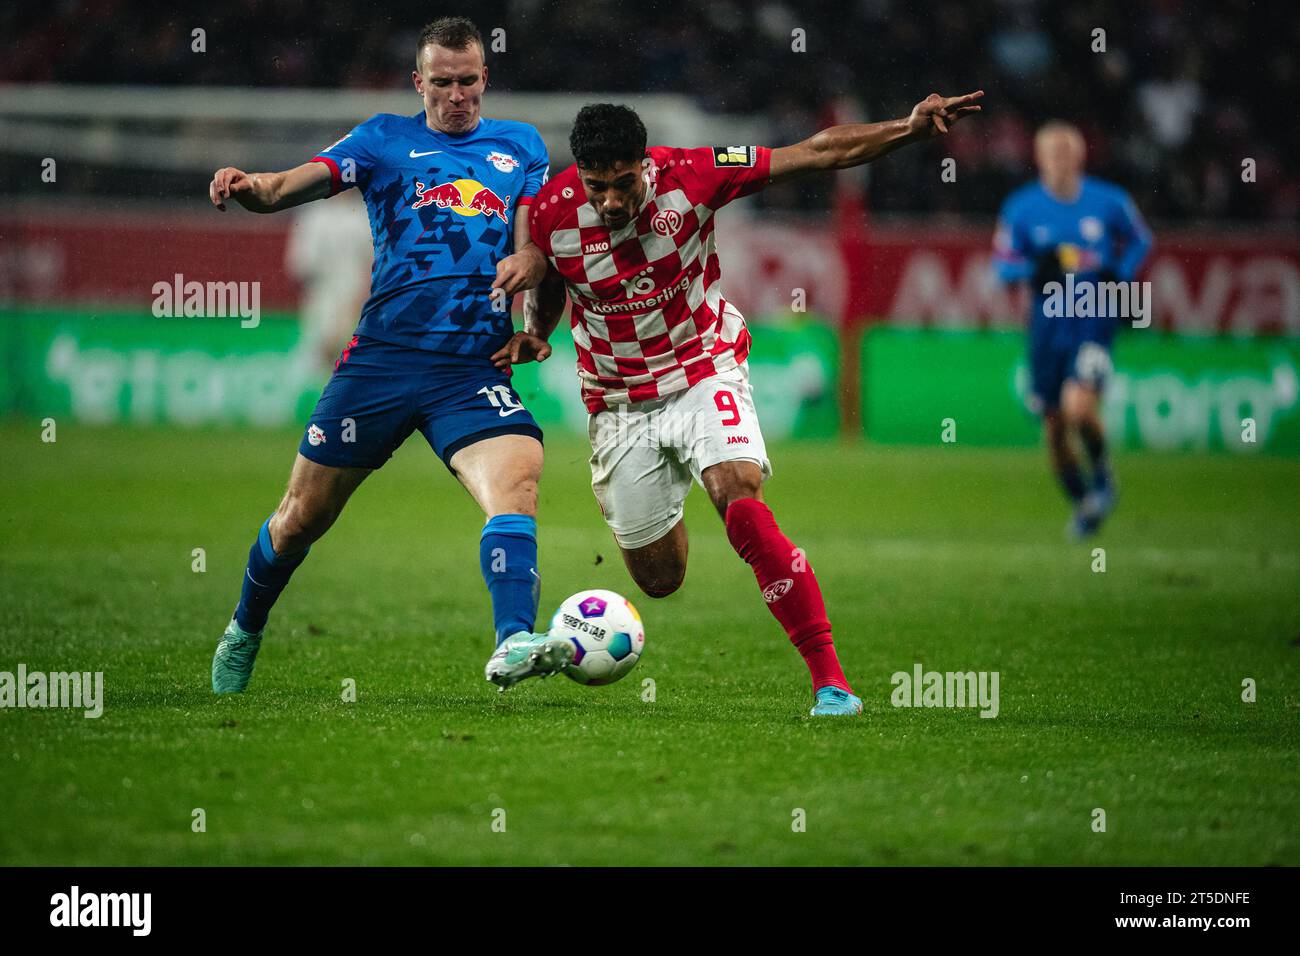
[{"x1": 549, "y1": 589, "x2": 646, "y2": 686}]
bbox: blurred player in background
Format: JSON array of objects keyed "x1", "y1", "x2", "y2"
[
  {"x1": 285, "y1": 188, "x2": 373, "y2": 378},
  {"x1": 514, "y1": 91, "x2": 983, "y2": 716},
  {"x1": 994, "y1": 122, "x2": 1153, "y2": 538},
  {"x1": 206, "y1": 17, "x2": 570, "y2": 694}
]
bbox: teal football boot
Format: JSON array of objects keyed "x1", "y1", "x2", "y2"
[
  {"x1": 810, "y1": 686, "x2": 863, "y2": 716},
  {"x1": 485, "y1": 631, "x2": 575, "y2": 691},
  {"x1": 1067, "y1": 494, "x2": 1104, "y2": 540},
  {"x1": 1091, "y1": 484, "x2": 1118, "y2": 527},
  {"x1": 212, "y1": 618, "x2": 264, "y2": 693}
]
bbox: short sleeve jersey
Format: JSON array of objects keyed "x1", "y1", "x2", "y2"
[
  {"x1": 311, "y1": 112, "x2": 549, "y2": 357},
  {"x1": 529, "y1": 145, "x2": 772, "y2": 411}
]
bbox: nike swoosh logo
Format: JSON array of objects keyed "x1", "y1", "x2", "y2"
[
  {"x1": 497, "y1": 407, "x2": 526, "y2": 418},
  {"x1": 410, "y1": 150, "x2": 442, "y2": 158}
]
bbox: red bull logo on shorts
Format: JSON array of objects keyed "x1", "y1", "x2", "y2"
[{"x1": 411, "y1": 178, "x2": 511, "y2": 224}]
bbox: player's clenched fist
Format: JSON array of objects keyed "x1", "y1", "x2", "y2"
[
  {"x1": 492, "y1": 245, "x2": 548, "y2": 297},
  {"x1": 908, "y1": 90, "x2": 984, "y2": 137},
  {"x1": 209, "y1": 166, "x2": 254, "y2": 211}
]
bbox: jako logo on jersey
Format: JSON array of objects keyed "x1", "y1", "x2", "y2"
[
  {"x1": 307, "y1": 424, "x2": 327, "y2": 446},
  {"x1": 411, "y1": 179, "x2": 511, "y2": 223},
  {"x1": 726, "y1": 435, "x2": 750, "y2": 445},
  {"x1": 583, "y1": 240, "x2": 610, "y2": 254},
  {"x1": 762, "y1": 579, "x2": 794, "y2": 603},
  {"x1": 651, "y1": 208, "x2": 683, "y2": 238},
  {"x1": 485, "y1": 151, "x2": 520, "y2": 173}
]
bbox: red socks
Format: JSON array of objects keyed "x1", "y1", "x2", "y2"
[{"x1": 724, "y1": 498, "x2": 852, "y2": 693}]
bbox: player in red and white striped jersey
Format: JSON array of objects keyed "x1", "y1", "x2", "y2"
[{"x1": 500, "y1": 92, "x2": 983, "y2": 716}]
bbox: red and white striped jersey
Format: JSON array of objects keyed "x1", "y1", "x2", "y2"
[{"x1": 528, "y1": 145, "x2": 772, "y2": 412}]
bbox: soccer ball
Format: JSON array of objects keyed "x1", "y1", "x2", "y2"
[{"x1": 548, "y1": 589, "x2": 645, "y2": 686}]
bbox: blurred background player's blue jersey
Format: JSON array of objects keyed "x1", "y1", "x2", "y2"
[
  {"x1": 993, "y1": 176, "x2": 1153, "y2": 348},
  {"x1": 312, "y1": 113, "x2": 549, "y2": 357}
]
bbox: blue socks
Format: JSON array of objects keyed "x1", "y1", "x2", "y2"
[
  {"x1": 233, "y1": 517, "x2": 309, "y2": 634},
  {"x1": 1079, "y1": 424, "x2": 1112, "y2": 493},
  {"x1": 479, "y1": 514, "x2": 540, "y2": 646},
  {"x1": 1057, "y1": 460, "x2": 1087, "y2": 503},
  {"x1": 231, "y1": 513, "x2": 537, "y2": 645}
]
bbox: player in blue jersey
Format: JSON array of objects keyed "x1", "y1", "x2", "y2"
[
  {"x1": 206, "y1": 18, "x2": 570, "y2": 693},
  {"x1": 993, "y1": 122, "x2": 1153, "y2": 538}
]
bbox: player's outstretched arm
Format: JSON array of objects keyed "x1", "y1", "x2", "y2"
[
  {"x1": 208, "y1": 161, "x2": 332, "y2": 213},
  {"x1": 769, "y1": 90, "x2": 983, "y2": 185}
]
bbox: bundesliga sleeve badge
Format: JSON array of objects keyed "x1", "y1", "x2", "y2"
[{"x1": 713, "y1": 145, "x2": 756, "y2": 167}]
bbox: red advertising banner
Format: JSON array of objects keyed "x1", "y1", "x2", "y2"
[
  {"x1": 0, "y1": 206, "x2": 299, "y2": 308},
  {"x1": 3, "y1": 207, "x2": 1297, "y2": 336},
  {"x1": 852, "y1": 225, "x2": 1300, "y2": 336}
]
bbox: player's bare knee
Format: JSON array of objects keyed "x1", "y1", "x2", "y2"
[
  {"x1": 635, "y1": 568, "x2": 684, "y2": 599},
  {"x1": 506, "y1": 475, "x2": 539, "y2": 516},
  {"x1": 1062, "y1": 407, "x2": 1090, "y2": 434},
  {"x1": 624, "y1": 540, "x2": 687, "y2": 598}
]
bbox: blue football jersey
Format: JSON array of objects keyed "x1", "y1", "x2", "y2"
[
  {"x1": 993, "y1": 176, "x2": 1153, "y2": 343},
  {"x1": 311, "y1": 113, "x2": 549, "y2": 356}
]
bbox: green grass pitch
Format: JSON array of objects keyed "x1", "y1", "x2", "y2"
[{"x1": 1, "y1": 422, "x2": 1297, "y2": 866}]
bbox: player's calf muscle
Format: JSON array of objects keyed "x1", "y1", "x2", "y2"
[
  {"x1": 702, "y1": 462, "x2": 763, "y2": 519},
  {"x1": 268, "y1": 457, "x2": 366, "y2": 553}
]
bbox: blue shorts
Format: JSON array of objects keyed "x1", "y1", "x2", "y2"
[
  {"x1": 298, "y1": 335, "x2": 542, "y2": 470},
  {"x1": 1027, "y1": 328, "x2": 1115, "y2": 415}
]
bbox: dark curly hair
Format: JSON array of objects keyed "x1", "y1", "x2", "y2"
[{"x1": 569, "y1": 104, "x2": 647, "y2": 170}]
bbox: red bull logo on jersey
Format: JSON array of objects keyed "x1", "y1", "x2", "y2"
[
  {"x1": 467, "y1": 186, "x2": 510, "y2": 223},
  {"x1": 411, "y1": 178, "x2": 511, "y2": 224},
  {"x1": 485, "y1": 151, "x2": 520, "y2": 173}
]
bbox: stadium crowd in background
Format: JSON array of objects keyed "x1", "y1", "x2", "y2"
[{"x1": 2, "y1": 0, "x2": 1295, "y2": 222}]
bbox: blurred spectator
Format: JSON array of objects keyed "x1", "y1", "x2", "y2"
[
  {"x1": 284, "y1": 189, "x2": 372, "y2": 376},
  {"x1": 1, "y1": 0, "x2": 1294, "y2": 222}
]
